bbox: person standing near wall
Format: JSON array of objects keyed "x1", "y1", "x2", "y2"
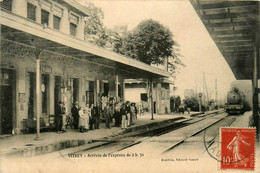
[
  {"x1": 125, "y1": 101, "x2": 131, "y2": 127},
  {"x1": 130, "y1": 103, "x2": 136, "y2": 125},
  {"x1": 89, "y1": 104, "x2": 94, "y2": 130},
  {"x1": 85, "y1": 104, "x2": 91, "y2": 131},
  {"x1": 79, "y1": 105, "x2": 89, "y2": 133},
  {"x1": 114, "y1": 102, "x2": 121, "y2": 127},
  {"x1": 94, "y1": 103, "x2": 100, "y2": 129},
  {"x1": 61, "y1": 102, "x2": 67, "y2": 132},
  {"x1": 78, "y1": 106, "x2": 85, "y2": 133},
  {"x1": 134, "y1": 103, "x2": 138, "y2": 120},
  {"x1": 56, "y1": 101, "x2": 66, "y2": 133},
  {"x1": 71, "y1": 101, "x2": 79, "y2": 129},
  {"x1": 120, "y1": 103, "x2": 127, "y2": 129},
  {"x1": 104, "y1": 102, "x2": 111, "y2": 128}
]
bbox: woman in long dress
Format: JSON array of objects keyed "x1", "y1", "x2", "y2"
[
  {"x1": 130, "y1": 103, "x2": 136, "y2": 124},
  {"x1": 78, "y1": 105, "x2": 89, "y2": 132},
  {"x1": 84, "y1": 104, "x2": 91, "y2": 131}
]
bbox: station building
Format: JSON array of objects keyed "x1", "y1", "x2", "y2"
[
  {"x1": 125, "y1": 79, "x2": 173, "y2": 114},
  {"x1": 0, "y1": 0, "x2": 169, "y2": 135}
]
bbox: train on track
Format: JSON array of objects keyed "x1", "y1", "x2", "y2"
[{"x1": 225, "y1": 87, "x2": 245, "y2": 115}]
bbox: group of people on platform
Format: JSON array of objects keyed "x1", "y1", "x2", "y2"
[{"x1": 56, "y1": 100, "x2": 138, "y2": 133}]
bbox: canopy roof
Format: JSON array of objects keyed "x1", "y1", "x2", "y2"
[
  {"x1": 190, "y1": 0, "x2": 259, "y2": 80},
  {"x1": 0, "y1": 9, "x2": 169, "y2": 79}
]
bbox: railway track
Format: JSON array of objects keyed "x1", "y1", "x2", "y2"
[
  {"x1": 161, "y1": 115, "x2": 237, "y2": 157},
  {"x1": 74, "y1": 111, "x2": 231, "y2": 156}
]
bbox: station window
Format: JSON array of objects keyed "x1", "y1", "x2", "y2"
[
  {"x1": 27, "y1": 3, "x2": 36, "y2": 21},
  {"x1": 161, "y1": 90, "x2": 165, "y2": 100},
  {"x1": 53, "y1": 15, "x2": 61, "y2": 30},
  {"x1": 0, "y1": 0, "x2": 12, "y2": 12},
  {"x1": 141, "y1": 93, "x2": 148, "y2": 102},
  {"x1": 118, "y1": 84, "x2": 121, "y2": 97},
  {"x1": 103, "y1": 83, "x2": 109, "y2": 96},
  {"x1": 70, "y1": 23, "x2": 77, "y2": 36},
  {"x1": 41, "y1": 9, "x2": 49, "y2": 26}
]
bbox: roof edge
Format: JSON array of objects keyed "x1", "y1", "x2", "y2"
[{"x1": 62, "y1": 0, "x2": 89, "y2": 16}]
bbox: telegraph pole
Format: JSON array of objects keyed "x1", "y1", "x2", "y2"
[
  {"x1": 149, "y1": 78, "x2": 154, "y2": 120},
  {"x1": 198, "y1": 93, "x2": 202, "y2": 112},
  {"x1": 203, "y1": 72, "x2": 209, "y2": 111},
  {"x1": 215, "y1": 78, "x2": 218, "y2": 109}
]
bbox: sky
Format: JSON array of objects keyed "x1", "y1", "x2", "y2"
[{"x1": 77, "y1": 0, "x2": 236, "y2": 98}]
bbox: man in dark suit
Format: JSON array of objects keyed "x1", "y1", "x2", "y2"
[
  {"x1": 56, "y1": 101, "x2": 66, "y2": 133},
  {"x1": 71, "y1": 101, "x2": 79, "y2": 129},
  {"x1": 104, "y1": 102, "x2": 111, "y2": 128},
  {"x1": 89, "y1": 104, "x2": 94, "y2": 130},
  {"x1": 94, "y1": 103, "x2": 100, "y2": 129}
]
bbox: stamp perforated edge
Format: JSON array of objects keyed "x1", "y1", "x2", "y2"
[{"x1": 218, "y1": 126, "x2": 256, "y2": 172}]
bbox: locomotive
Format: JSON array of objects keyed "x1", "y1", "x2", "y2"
[{"x1": 225, "y1": 87, "x2": 245, "y2": 114}]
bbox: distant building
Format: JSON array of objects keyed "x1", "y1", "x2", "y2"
[{"x1": 125, "y1": 79, "x2": 173, "y2": 114}]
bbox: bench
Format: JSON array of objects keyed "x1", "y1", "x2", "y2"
[{"x1": 23, "y1": 115, "x2": 56, "y2": 133}]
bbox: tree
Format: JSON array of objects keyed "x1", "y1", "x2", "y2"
[
  {"x1": 82, "y1": 3, "x2": 184, "y2": 75},
  {"x1": 183, "y1": 89, "x2": 199, "y2": 111},
  {"x1": 183, "y1": 97, "x2": 200, "y2": 111},
  {"x1": 84, "y1": 2, "x2": 108, "y2": 47},
  {"x1": 106, "y1": 25, "x2": 128, "y2": 53},
  {"x1": 121, "y1": 19, "x2": 175, "y2": 65},
  {"x1": 167, "y1": 43, "x2": 185, "y2": 76},
  {"x1": 174, "y1": 96, "x2": 181, "y2": 111},
  {"x1": 184, "y1": 89, "x2": 196, "y2": 99}
]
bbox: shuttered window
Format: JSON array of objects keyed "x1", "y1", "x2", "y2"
[
  {"x1": 0, "y1": 0, "x2": 12, "y2": 12},
  {"x1": 53, "y1": 15, "x2": 61, "y2": 30},
  {"x1": 70, "y1": 23, "x2": 77, "y2": 36},
  {"x1": 27, "y1": 3, "x2": 36, "y2": 21},
  {"x1": 41, "y1": 9, "x2": 49, "y2": 25}
]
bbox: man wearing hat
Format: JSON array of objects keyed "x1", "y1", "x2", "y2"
[{"x1": 56, "y1": 101, "x2": 66, "y2": 133}]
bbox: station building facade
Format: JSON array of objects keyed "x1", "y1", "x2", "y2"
[
  {"x1": 125, "y1": 79, "x2": 172, "y2": 114},
  {"x1": 0, "y1": 0, "x2": 169, "y2": 134}
]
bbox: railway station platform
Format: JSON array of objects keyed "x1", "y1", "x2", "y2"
[{"x1": 0, "y1": 110, "x2": 228, "y2": 158}]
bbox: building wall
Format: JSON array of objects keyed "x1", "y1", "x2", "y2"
[
  {"x1": 0, "y1": 40, "x2": 121, "y2": 134},
  {"x1": 125, "y1": 88, "x2": 146, "y2": 103},
  {"x1": 10, "y1": 0, "x2": 85, "y2": 40},
  {"x1": 125, "y1": 82, "x2": 170, "y2": 115}
]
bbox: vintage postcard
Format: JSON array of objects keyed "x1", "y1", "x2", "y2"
[{"x1": 0, "y1": 0, "x2": 259, "y2": 172}]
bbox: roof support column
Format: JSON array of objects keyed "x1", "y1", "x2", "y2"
[
  {"x1": 35, "y1": 57, "x2": 41, "y2": 140},
  {"x1": 252, "y1": 5, "x2": 260, "y2": 140},
  {"x1": 149, "y1": 78, "x2": 154, "y2": 120},
  {"x1": 95, "y1": 79, "x2": 100, "y2": 107},
  {"x1": 252, "y1": 44, "x2": 259, "y2": 140},
  {"x1": 121, "y1": 78, "x2": 125, "y2": 102},
  {"x1": 116, "y1": 75, "x2": 119, "y2": 98},
  {"x1": 253, "y1": 44, "x2": 259, "y2": 117}
]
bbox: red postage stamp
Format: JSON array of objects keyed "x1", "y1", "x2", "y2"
[{"x1": 220, "y1": 127, "x2": 256, "y2": 170}]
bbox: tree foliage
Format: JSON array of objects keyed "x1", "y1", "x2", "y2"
[
  {"x1": 183, "y1": 89, "x2": 199, "y2": 111},
  {"x1": 174, "y1": 96, "x2": 181, "y2": 110},
  {"x1": 84, "y1": 2, "x2": 107, "y2": 47},
  {"x1": 106, "y1": 25, "x2": 128, "y2": 52},
  {"x1": 184, "y1": 89, "x2": 196, "y2": 99},
  {"x1": 83, "y1": 3, "x2": 184, "y2": 75},
  {"x1": 167, "y1": 43, "x2": 185, "y2": 76},
  {"x1": 120, "y1": 19, "x2": 175, "y2": 65},
  {"x1": 183, "y1": 97, "x2": 199, "y2": 111}
]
